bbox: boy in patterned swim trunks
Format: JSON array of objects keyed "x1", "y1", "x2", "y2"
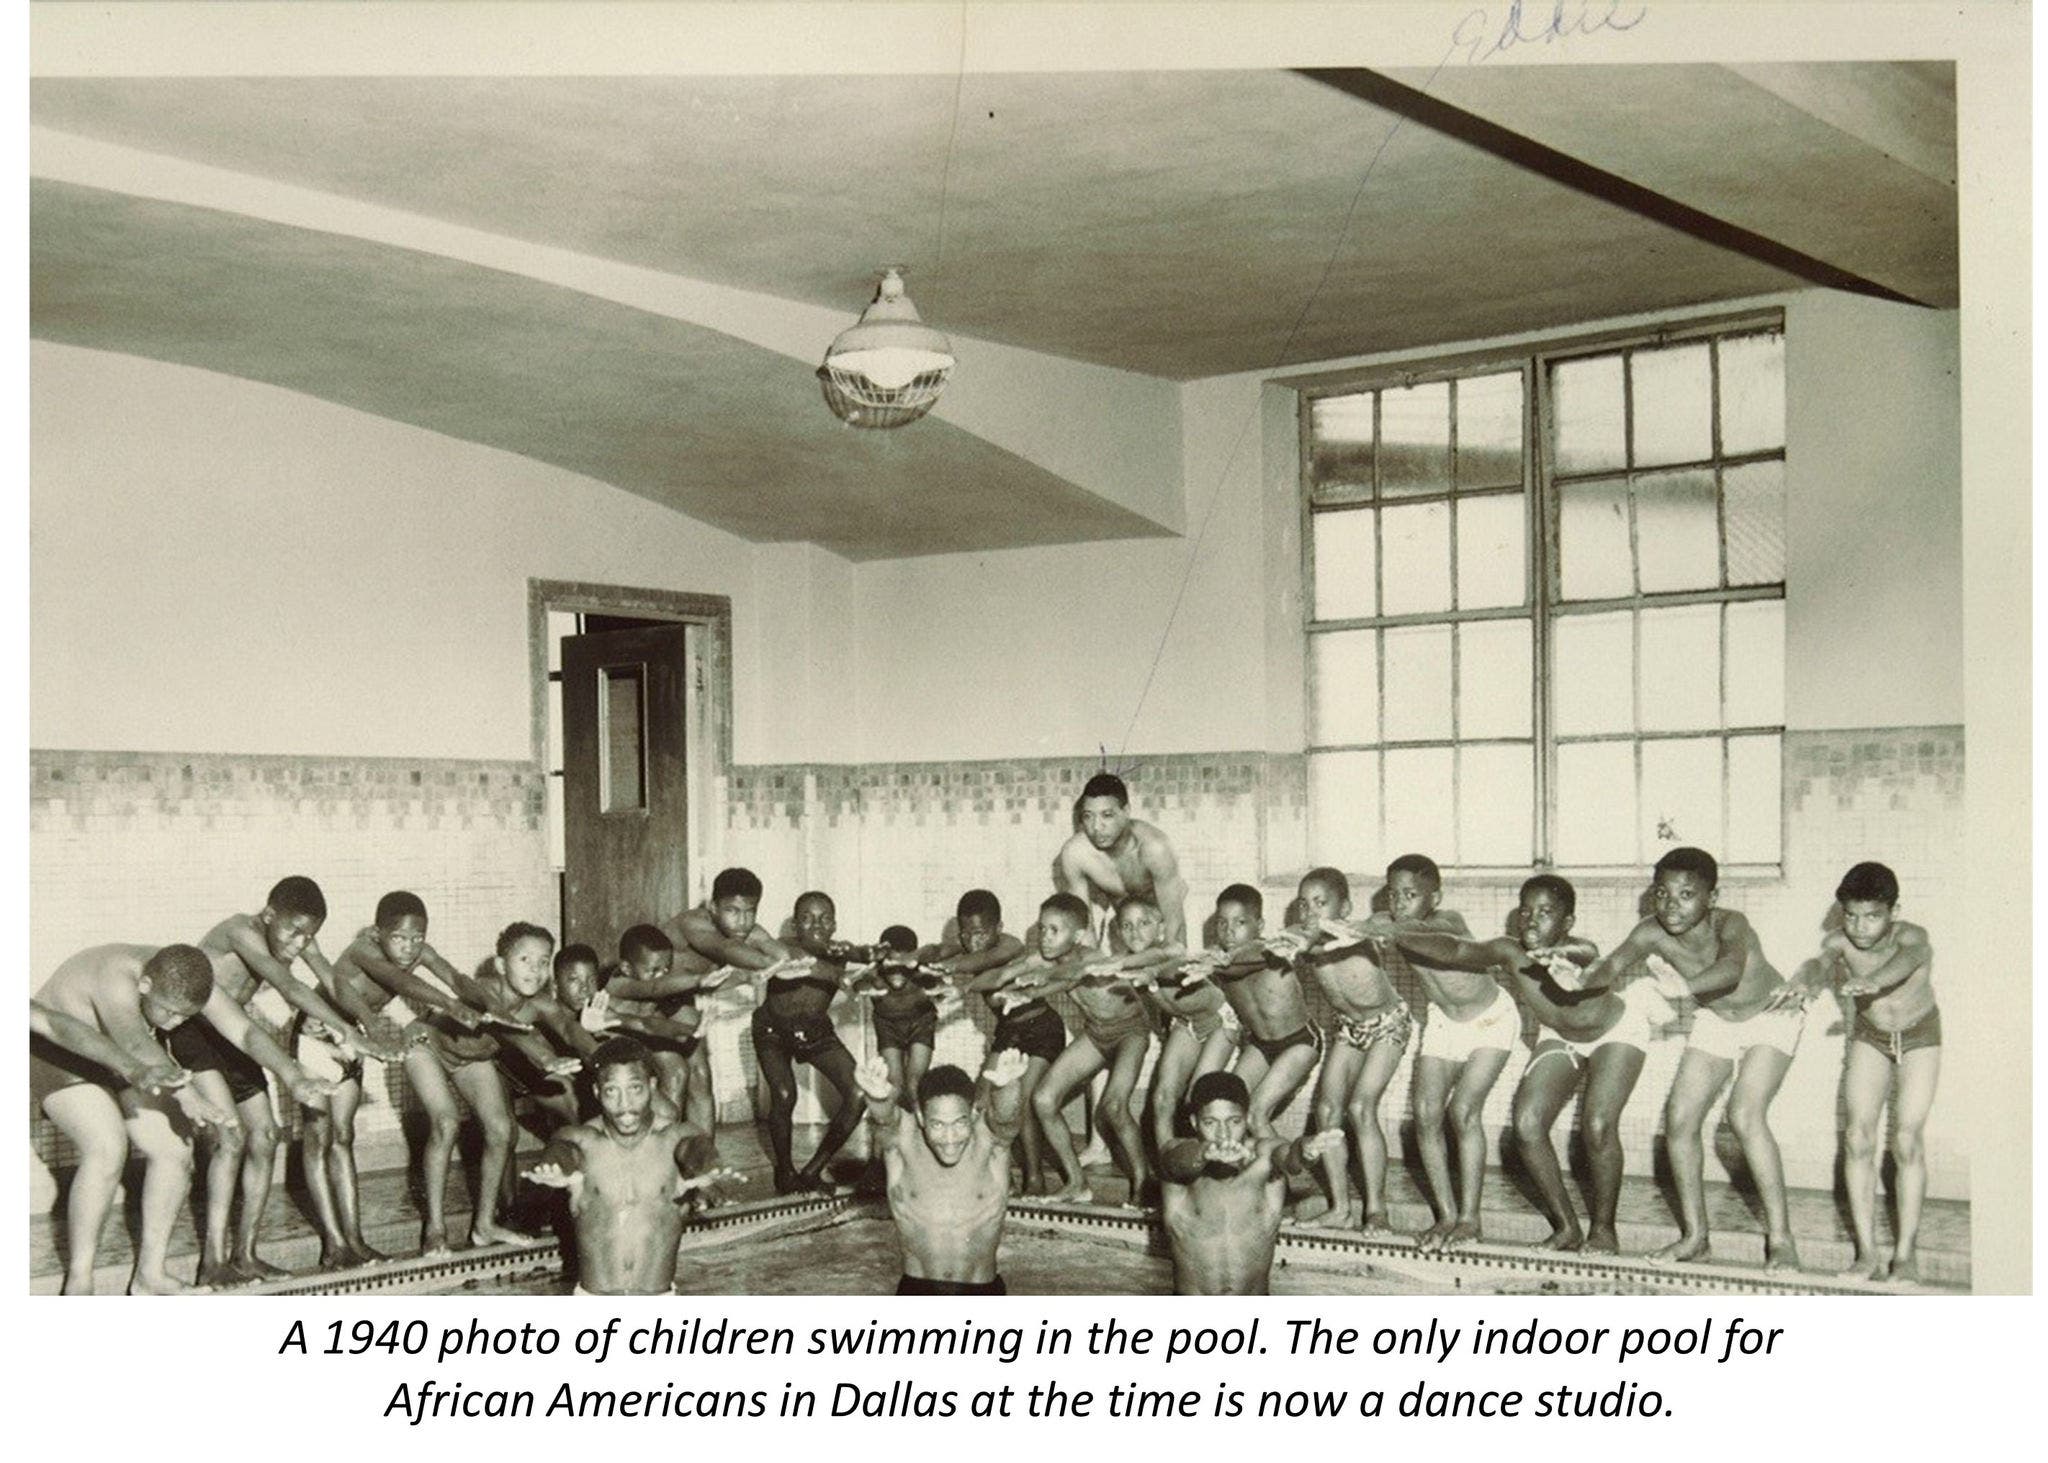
[
  {"x1": 1332, "y1": 854, "x2": 1496, "y2": 1251},
  {"x1": 1779, "y1": 861, "x2": 1940, "y2": 1281},
  {"x1": 1027, "y1": 896, "x2": 1165, "y2": 1205},
  {"x1": 1186, "y1": 885, "x2": 1322, "y2": 1138},
  {"x1": 1271, "y1": 867, "x2": 1413, "y2": 1233}
]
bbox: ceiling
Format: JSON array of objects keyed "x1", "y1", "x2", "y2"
[{"x1": 29, "y1": 64, "x2": 1957, "y2": 559}]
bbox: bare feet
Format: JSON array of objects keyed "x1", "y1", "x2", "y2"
[
  {"x1": 197, "y1": 1257, "x2": 247, "y2": 1288},
  {"x1": 1838, "y1": 1251, "x2": 1886, "y2": 1282},
  {"x1": 1042, "y1": 1183, "x2": 1091, "y2": 1206},
  {"x1": 130, "y1": 1267, "x2": 201, "y2": 1295},
  {"x1": 1438, "y1": 1219, "x2": 1482, "y2": 1252},
  {"x1": 1303, "y1": 1200, "x2": 1360, "y2": 1230},
  {"x1": 419, "y1": 1227, "x2": 453, "y2": 1258},
  {"x1": 1540, "y1": 1222, "x2": 1585, "y2": 1252},
  {"x1": 471, "y1": 1220, "x2": 538, "y2": 1248},
  {"x1": 234, "y1": 1253, "x2": 291, "y2": 1282},
  {"x1": 1763, "y1": 1234, "x2": 1802, "y2": 1273},
  {"x1": 1886, "y1": 1249, "x2": 1922, "y2": 1284},
  {"x1": 1581, "y1": 1224, "x2": 1620, "y2": 1255},
  {"x1": 1647, "y1": 1233, "x2": 1710, "y2": 1265},
  {"x1": 1359, "y1": 1209, "x2": 1395, "y2": 1237},
  {"x1": 318, "y1": 1246, "x2": 353, "y2": 1273},
  {"x1": 348, "y1": 1241, "x2": 391, "y2": 1267},
  {"x1": 1416, "y1": 1221, "x2": 1459, "y2": 1253}
]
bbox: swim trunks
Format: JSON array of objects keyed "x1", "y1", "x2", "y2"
[
  {"x1": 29, "y1": 1034, "x2": 125, "y2": 1111},
  {"x1": 402, "y1": 1016, "x2": 500, "y2": 1072},
  {"x1": 1166, "y1": 1005, "x2": 1231, "y2": 1043},
  {"x1": 896, "y1": 1274, "x2": 1007, "y2": 1296},
  {"x1": 1534, "y1": 977, "x2": 1659, "y2": 1066},
  {"x1": 1687, "y1": 1001, "x2": 1804, "y2": 1062},
  {"x1": 1418, "y1": 983, "x2": 1519, "y2": 1063},
  {"x1": 1078, "y1": 998, "x2": 1157, "y2": 1054},
  {"x1": 1851, "y1": 1004, "x2": 1941, "y2": 1063},
  {"x1": 870, "y1": 991, "x2": 938, "y2": 1053},
  {"x1": 990, "y1": 1003, "x2": 1066, "y2": 1064},
  {"x1": 290, "y1": 1012, "x2": 367, "y2": 1086},
  {"x1": 167, "y1": 1013, "x2": 270, "y2": 1105},
  {"x1": 751, "y1": 1004, "x2": 848, "y2": 1064},
  {"x1": 1331, "y1": 1005, "x2": 1411, "y2": 1053},
  {"x1": 1241, "y1": 1025, "x2": 1320, "y2": 1063}
]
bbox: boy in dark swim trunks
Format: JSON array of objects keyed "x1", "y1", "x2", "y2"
[
  {"x1": 523, "y1": 1037, "x2": 743, "y2": 1294},
  {"x1": 189, "y1": 876, "x2": 406, "y2": 1284},
  {"x1": 1028, "y1": 895, "x2": 1166, "y2": 1206},
  {"x1": 1182, "y1": 885, "x2": 1322, "y2": 1139},
  {"x1": 852, "y1": 925, "x2": 947, "y2": 1113},
  {"x1": 957, "y1": 892, "x2": 1083, "y2": 1194},
  {"x1": 1778, "y1": 861, "x2": 1940, "y2": 1280},
  {"x1": 32, "y1": 943, "x2": 285, "y2": 1293},
  {"x1": 859, "y1": 1048, "x2": 1032, "y2": 1294},
  {"x1": 749, "y1": 890, "x2": 865, "y2": 1193},
  {"x1": 1135, "y1": 904, "x2": 1235, "y2": 1154},
  {"x1": 402, "y1": 922, "x2": 582, "y2": 1255}
]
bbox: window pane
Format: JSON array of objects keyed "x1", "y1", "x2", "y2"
[
  {"x1": 1556, "y1": 741, "x2": 1636, "y2": 865},
  {"x1": 1379, "y1": 381, "x2": 1451, "y2": 497},
  {"x1": 1310, "y1": 750, "x2": 1379, "y2": 874},
  {"x1": 1457, "y1": 619, "x2": 1531, "y2": 738},
  {"x1": 546, "y1": 774, "x2": 566, "y2": 871},
  {"x1": 1456, "y1": 492, "x2": 1526, "y2": 609},
  {"x1": 1630, "y1": 343, "x2": 1713, "y2": 467},
  {"x1": 547, "y1": 610, "x2": 578, "y2": 673},
  {"x1": 1308, "y1": 392, "x2": 1374, "y2": 501},
  {"x1": 1559, "y1": 478, "x2": 1633, "y2": 600},
  {"x1": 1457, "y1": 743, "x2": 1533, "y2": 866},
  {"x1": 1382, "y1": 623, "x2": 1453, "y2": 741},
  {"x1": 1553, "y1": 355, "x2": 1625, "y2": 473},
  {"x1": 1379, "y1": 500, "x2": 1452, "y2": 615},
  {"x1": 1383, "y1": 747, "x2": 1454, "y2": 863},
  {"x1": 1638, "y1": 604, "x2": 1721, "y2": 732},
  {"x1": 1719, "y1": 332, "x2": 1785, "y2": 456},
  {"x1": 1310, "y1": 630, "x2": 1379, "y2": 744},
  {"x1": 546, "y1": 677, "x2": 564, "y2": 771},
  {"x1": 1311, "y1": 508, "x2": 1377, "y2": 621},
  {"x1": 1634, "y1": 467, "x2": 1720, "y2": 593},
  {"x1": 1727, "y1": 734, "x2": 1783, "y2": 863},
  {"x1": 1554, "y1": 610, "x2": 1634, "y2": 735},
  {"x1": 1723, "y1": 598, "x2": 1785, "y2": 727},
  {"x1": 1640, "y1": 737, "x2": 1722, "y2": 857},
  {"x1": 1723, "y1": 461, "x2": 1785, "y2": 585},
  {"x1": 600, "y1": 664, "x2": 646, "y2": 813},
  {"x1": 1456, "y1": 372, "x2": 1523, "y2": 488}
]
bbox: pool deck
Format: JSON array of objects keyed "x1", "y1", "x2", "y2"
[{"x1": 29, "y1": 1120, "x2": 1969, "y2": 1294}]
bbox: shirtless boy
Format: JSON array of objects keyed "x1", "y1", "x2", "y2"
[
  {"x1": 1056, "y1": 773, "x2": 1190, "y2": 946},
  {"x1": 523, "y1": 1037, "x2": 741, "y2": 1294},
  {"x1": 190, "y1": 876, "x2": 404, "y2": 1284},
  {"x1": 1335, "y1": 855, "x2": 1494, "y2": 1251},
  {"x1": 1274, "y1": 868, "x2": 1410, "y2": 1233},
  {"x1": 1028, "y1": 896, "x2": 1167, "y2": 1205},
  {"x1": 954, "y1": 892, "x2": 1076, "y2": 1193},
  {"x1": 33, "y1": 943, "x2": 327, "y2": 1293},
  {"x1": 1393, "y1": 875, "x2": 1652, "y2": 1253},
  {"x1": 1159, "y1": 1072, "x2": 1345, "y2": 1295},
  {"x1": 401, "y1": 922, "x2": 582, "y2": 1254},
  {"x1": 1185, "y1": 885, "x2": 1321, "y2": 1138},
  {"x1": 853, "y1": 925, "x2": 946, "y2": 1116},
  {"x1": 1140, "y1": 909, "x2": 1237, "y2": 1152},
  {"x1": 750, "y1": 891, "x2": 866, "y2": 1193},
  {"x1": 858, "y1": 1048, "x2": 1032, "y2": 1294},
  {"x1": 1581, "y1": 847, "x2": 1800, "y2": 1268},
  {"x1": 1781, "y1": 861, "x2": 1940, "y2": 1281}
]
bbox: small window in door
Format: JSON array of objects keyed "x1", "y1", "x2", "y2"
[{"x1": 599, "y1": 664, "x2": 648, "y2": 813}]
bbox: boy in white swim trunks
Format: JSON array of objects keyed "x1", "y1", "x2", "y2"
[
  {"x1": 1333, "y1": 854, "x2": 1493, "y2": 1251},
  {"x1": 1579, "y1": 846, "x2": 1803, "y2": 1269},
  {"x1": 1393, "y1": 875, "x2": 1652, "y2": 1254},
  {"x1": 1778, "y1": 861, "x2": 1940, "y2": 1281}
]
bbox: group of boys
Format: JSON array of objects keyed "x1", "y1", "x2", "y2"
[{"x1": 29, "y1": 772, "x2": 1941, "y2": 1296}]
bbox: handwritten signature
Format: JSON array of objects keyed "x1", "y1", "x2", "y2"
[{"x1": 1452, "y1": 0, "x2": 1649, "y2": 65}]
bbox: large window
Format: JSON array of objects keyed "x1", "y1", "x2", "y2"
[{"x1": 1303, "y1": 314, "x2": 1785, "y2": 873}]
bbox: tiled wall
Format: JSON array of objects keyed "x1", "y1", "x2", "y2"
[{"x1": 30, "y1": 728, "x2": 1966, "y2": 1202}]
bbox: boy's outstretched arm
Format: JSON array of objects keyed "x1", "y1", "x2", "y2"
[
  {"x1": 980, "y1": 1049, "x2": 1031, "y2": 1143},
  {"x1": 1390, "y1": 931, "x2": 1516, "y2": 974},
  {"x1": 220, "y1": 921, "x2": 365, "y2": 1038}
]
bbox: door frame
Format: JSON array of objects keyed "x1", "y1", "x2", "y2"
[{"x1": 528, "y1": 578, "x2": 733, "y2": 908}]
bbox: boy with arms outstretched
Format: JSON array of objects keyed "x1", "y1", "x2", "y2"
[
  {"x1": 1183, "y1": 884, "x2": 1322, "y2": 1139},
  {"x1": 954, "y1": 892, "x2": 1078, "y2": 1194}
]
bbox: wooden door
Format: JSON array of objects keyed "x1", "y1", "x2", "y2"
[{"x1": 560, "y1": 622, "x2": 691, "y2": 960}]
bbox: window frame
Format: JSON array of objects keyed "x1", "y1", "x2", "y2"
[{"x1": 1299, "y1": 307, "x2": 1787, "y2": 877}]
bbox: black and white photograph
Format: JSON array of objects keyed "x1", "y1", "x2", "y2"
[{"x1": 24, "y1": 1, "x2": 2022, "y2": 1302}]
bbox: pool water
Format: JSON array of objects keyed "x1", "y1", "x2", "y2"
[{"x1": 433, "y1": 1212, "x2": 1620, "y2": 1297}]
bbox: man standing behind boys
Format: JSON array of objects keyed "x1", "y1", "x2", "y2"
[
  {"x1": 1579, "y1": 847, "x2": 1801, "y2": 1269},
  {"x1": 1056, "y1": 773, "x2": 1190, "y2": 946}
]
